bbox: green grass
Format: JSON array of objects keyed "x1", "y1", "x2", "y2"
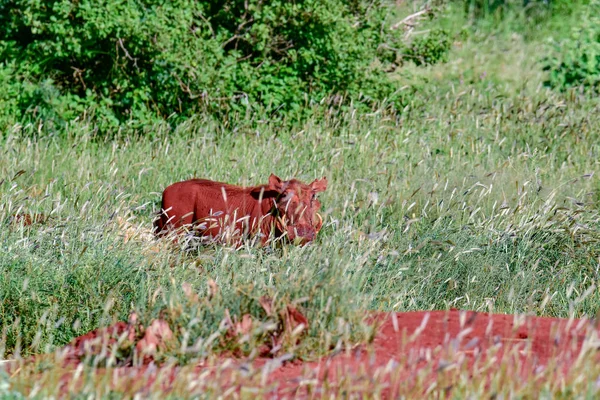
[{"x1": 1, "y1": 2, "x2": 600, "y2": 398}]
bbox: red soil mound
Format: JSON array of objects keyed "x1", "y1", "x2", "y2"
[
  {"x1": 263, "y1": 310, "x2": 600, "y2": 397},
  {"x1": 5, "y1": 310, "x2": 600, "y2": 397}
]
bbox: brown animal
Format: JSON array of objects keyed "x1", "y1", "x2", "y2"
[
  {"x1": 8, "y1": 213, "x2": 47, "y2": 226},
  {"x1": 154, "y1": 174, "x2": 327, "y2": 245}
]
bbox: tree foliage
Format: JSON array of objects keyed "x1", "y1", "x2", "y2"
[
  {"x1": 543, "y1": 0, "x2": 600, "y2": 91},
  {"x1": 0, "y1": 0, "x2": 451, "y2": 132}
]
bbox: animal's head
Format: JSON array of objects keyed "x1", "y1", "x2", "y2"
[{"x1": 267, "y1": 173, "x2": 328, "y2": 244}]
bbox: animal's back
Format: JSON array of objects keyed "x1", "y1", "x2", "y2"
[{"x1": 153, "y1": 179, "x2": 253, "y2": 235}]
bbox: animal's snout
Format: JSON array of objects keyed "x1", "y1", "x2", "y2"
[
  {"x1": 287, "y1": 225, "x2": 316, "y2": 243},
  {"x1": 296, "y1": 225, "x2": 315, "y2": 240}
]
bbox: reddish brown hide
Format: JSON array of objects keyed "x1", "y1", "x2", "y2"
[
  {"x1": 154, "y1": 174, "x2": 327, "y2": 245},
  {"x1": 8, "y1": 213, "x2": 47, "y2": 226}
]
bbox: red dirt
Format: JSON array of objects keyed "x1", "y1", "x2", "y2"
[
  {"x1": 6, "y1": 310, "x2": 600, "y2": 397},
  {"x1": 260, "y1": 310, "x2": 600, "y2": 397}
]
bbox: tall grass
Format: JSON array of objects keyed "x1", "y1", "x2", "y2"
[{"x1": 2, "y1": 79, "x2": 598, "y2": 355}]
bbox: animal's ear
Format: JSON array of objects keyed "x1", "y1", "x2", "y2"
[
  {"x1": 268, "y1": 174, "x2": 286, "y2": 193},
  {"x1": 310, "y1": 177, "x2": 328, "y2": 193}
]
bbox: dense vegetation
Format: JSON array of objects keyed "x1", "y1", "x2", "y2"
[
  {"x1": 544, "y1": 0, "x2": 600, "y2": 90},
  {"x1": 1, "y1": 0, "x2": 599, "y2": 397},
  {"x1": 0, "y1": 0, "x2": 453, "y2": 132}
]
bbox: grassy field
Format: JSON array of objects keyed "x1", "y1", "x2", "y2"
[{"x1": 1, "y1": 1, "x2": 600, "y2": 398}]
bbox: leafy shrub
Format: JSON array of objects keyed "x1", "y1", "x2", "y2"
[
  {"x1": 404, "y1": 29, "x2": 452, "y2": 66},
  {"x1": 0, "y1": 0, "x2": 441, "y2": 132},
  {"x1": 543, "y1": 0, "x2": 600, "y2": 91}
]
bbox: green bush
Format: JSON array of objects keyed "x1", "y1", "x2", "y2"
[
  {"x1": 543, "y1": 0, "x2": 600, "y2": 91},
  {"x1": 0, "y1": 0, "x2": 441, "y2": 132},
  {"x1": 404, "y1": 29, "x2": 452, "y2": 66}
]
